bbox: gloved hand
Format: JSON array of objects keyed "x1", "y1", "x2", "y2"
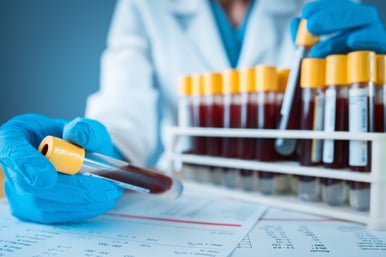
[
  {"x1": 290, "y1": 0, "x2": 386, "y2": 57},
  {"x1": 0, "y1": 113, "x2": 124, "y2": 224}
]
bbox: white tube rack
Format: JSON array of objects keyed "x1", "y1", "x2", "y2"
[{"x1": 165, "y1": 126, "x2": 386, "y2": 230}]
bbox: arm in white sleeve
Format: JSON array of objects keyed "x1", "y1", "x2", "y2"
[{"x1": 85, "y1": 0, "x2": 157, "y2": 165}]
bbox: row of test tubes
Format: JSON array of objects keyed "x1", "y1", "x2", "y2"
[{"x1": 177, "y1": 51, "x2": 386, "y2": 212}]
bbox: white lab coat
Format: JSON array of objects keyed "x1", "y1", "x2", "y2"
[{"x1": 85, "y1": 0, "x2": 306, "y2": 169}]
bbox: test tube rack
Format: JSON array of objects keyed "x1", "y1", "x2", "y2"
[{"x1": 165, "y1": 126, "x2": 386, "y2": 230}]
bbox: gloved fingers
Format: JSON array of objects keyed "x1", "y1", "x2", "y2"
[
  {"x1": 303, "y1": 1, "x2": 380, "y2": 35},
  {"x1": 0, "y1": 132, "x2": 58, "y2": 190},
  {"x1": 301, "y1": 0, "x2": 352, "y2": 18},
  {"x1": 24, "y1": 173, "x2": 124, "y2": 204},
  {"x1": 309, "y1": 31, "x2": 353, "y2": 58},
  {"x1": 0, "y1": 113, "x2": 68, "y2": 189},
  {"x1": 0, "y1": 157, "x2": 57, "y2": 193},
  {"x1": 0, "y1": 113, "x2": 66, "y2": 147},
  {"x1": 290, "y1": 17, "x2": 301, "y2": 43},
  {"x1": 348, "y1": 26, "x2": 386, "y2": 54},
  {"x1": 5, "y1": 182, "x2": 118, "y2": 224},
  {"x1": 63, "y1": 117, "x2": 123, "y2": 159},
  {"x1": 309, "y1": 24, "x2": 386, "y2": 57}
]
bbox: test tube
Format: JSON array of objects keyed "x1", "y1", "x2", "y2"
[
  {"x1": 191, "y1": 74, "x2": 207, "y2": 155},
  {"x1": 203, "y1": 72, "x2": 224, "y2": 185},
  {"x1": 321, "y1": 54, "x2": 349, "y2": 206},
  {"x1": 191, "y1": 73, "x2": 211, "y2": 182},
  {"x1": 239, "y1": 67, "x2": 258, "y2": 191},
  {"x1": 177, "y1": 75, "x2": 196, "y2": 180},
  {"x1": 298, "y1": 58, "x2": 326, "y2": 202},
  {"x1": 203, "y1": 72, "x2": 224, "y2": 157},
  {"x1": 178, "y1": 75, "x2": 193, "y2": 152},
  {"x1": 38, "y1": 136, "x2": 183, "y2": 199},
  {"x1": 347, "y1": 51, "x2": 376, "y2": 211},
  {"x1": 222, "y1": 69, "x2": 244, "y2": 188},
  {"x1": 374, "y1": 54, "x2": 386, "y2": 132},
  {"x1": 275, "y1": 68, "x2": 293, "y2": 194},
  {"x1": 254, "y1": 65, "x2": 283, "y2": 195},
  {"x1": 275, "y1": 19, "x2": 319, "y2": 157}
]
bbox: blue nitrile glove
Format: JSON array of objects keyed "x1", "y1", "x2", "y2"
[
  {"x1": 0, "y1": 113, "x2": 124, "y2": 224},
  {"x1": 290, "y1": 0, "x2": 386, "y2": 57}
]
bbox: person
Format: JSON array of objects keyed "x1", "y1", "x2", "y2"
[{"x1": 0, "y1": 0, "x2": 385, "y2": 224}]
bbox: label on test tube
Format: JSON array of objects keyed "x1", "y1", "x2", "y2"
[
  {"x1": 311, "y1": 94, "x2": 324, "y2": 162},
  {"x1": 348, "y1": 88, "x2": 368, "y2": 166},
  {"x1": 323, "y1": 88, "x2": 337, "y2": 163}
]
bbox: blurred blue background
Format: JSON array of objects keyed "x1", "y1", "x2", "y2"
[
  {"x1": 0, "y1": 0, "x2": 116, "y2": 124},
  {"x1": 0, "y1": 0, "x2": 385, "y2": 124}
]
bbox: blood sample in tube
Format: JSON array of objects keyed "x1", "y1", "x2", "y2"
[
  {"x1": 203, "y1": 72, "x2": 224, "y2": 156},
  {"x1": 222, "y1": 69, "x2": 244, "y2": 188},
  {"x1": 239, "y1": 67, "x2": 258, "y2": 191},
  {"x1": 347, "y1": 50, "x2": 376, "y2": 211},
  {"x1": 203, "y1": 72, "x2": 224, "y2": 184},
  {"x1": 298, "y1": 58, "x2": 326, "y2": 202},
  {"x1": 191, "y1": 74, "x2": 207, "y2": 155},
  {"x1": 374, "y1": 55, "x2": 386, "y2": 132},
  {"x1": 191, "y1": 74, "x2": 211, "y2": 182},
  {"x1": 254, "y1": 65, "x2": 287, "y2": 195},
  {"x1": 321, "y1": 54, "x2": 349, "y2": 206}
]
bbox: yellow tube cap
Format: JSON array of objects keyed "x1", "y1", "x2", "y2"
[
  {"x1": 178, "y1": 75, "x2": 192, "y2": 96},
  {"x1": 255, "y1": 65, "x2": 278, "y2": 92},
  {"x1": 277, "y1": 68, "x2": 290, "y2": 93},
  {"x1": 326, "y1": 54, "x2": 347, "y2": 85},
  {"x1": 239, "y1": 67, "x2": 256, "y2": 93},
  {"x1": 38, "y1": 136, "x2": 85, "y2": 175},
  {"x1": 222, "y1": 69, "x2": 240, "y2": 94},
  {"x1": 347, "y1": 50, "x2": 376, "y2": 84},
  {"x1": 300, "y1": 58, "x2": 326, "y2": 88},
  {"x1": 296, "y1": 19, "x2": 320, "y2": 47},
  {"x1": 376, "y1": 55, "x2": 386, "y2": 86},
  {"x1": 203, "y1": 72, "x2": 222, "y2": 95},
  {"x1": 191, "y1": 74, "x2": 205, "y2": 96}
]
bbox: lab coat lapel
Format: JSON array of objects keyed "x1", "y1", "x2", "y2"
[
  {"x1": 168, "y1": 0, "x2": 230, "y2": 71},
  {"x1": 238, "y1": 0, "x2": 302, "y2": 67}
]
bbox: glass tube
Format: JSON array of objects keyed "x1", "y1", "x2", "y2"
[
  {"x1": 275, "y1": 19, "x2": 319, "y2": 157},
  {"x1": 203, "y1": 72, "x2": 224, "y2": 185},
  {"x1": 298, "y1": 58, "x2": 326, "y2": 202},
  {"x1": 321, "y1": 54, "x2": 349, "y2": 206},
  {"x1": 177, "y1": 75, "x2": 196, "y2": 180},
  {"x1": 222, "y1": 69, "x2": 243, "y2": 188},
  {"x1": 347, "y1": 51, "x2": 376, "y2": 211},
  {"x1": 39, "y1": 136, "x2": 183, "y2": 199}
]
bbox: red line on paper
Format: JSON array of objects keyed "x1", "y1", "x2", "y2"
[
  {"x1": 106, "y1": 213, "x2": 241, "y2": 227},
  {"x1": 259, "y1": 218, "x2": 342, "y2": 222}
]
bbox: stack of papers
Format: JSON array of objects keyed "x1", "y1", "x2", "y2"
[
  {"x1": 1, "y1": 182, "x2": 386, "y2": 256},
  {"x1": 232, "y1": 208, "x2": 386, "y2": 257},
  {"x1": 0, "y1": 182, "x2": 266, "y2": 257}
]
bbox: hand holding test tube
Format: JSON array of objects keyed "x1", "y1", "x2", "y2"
[
  {"x1": 275, "y1": 19, "x2": 319, "y2": 156},
  {"x1": 38, "y1": 136, "x2": 183, "y2": 199}
]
